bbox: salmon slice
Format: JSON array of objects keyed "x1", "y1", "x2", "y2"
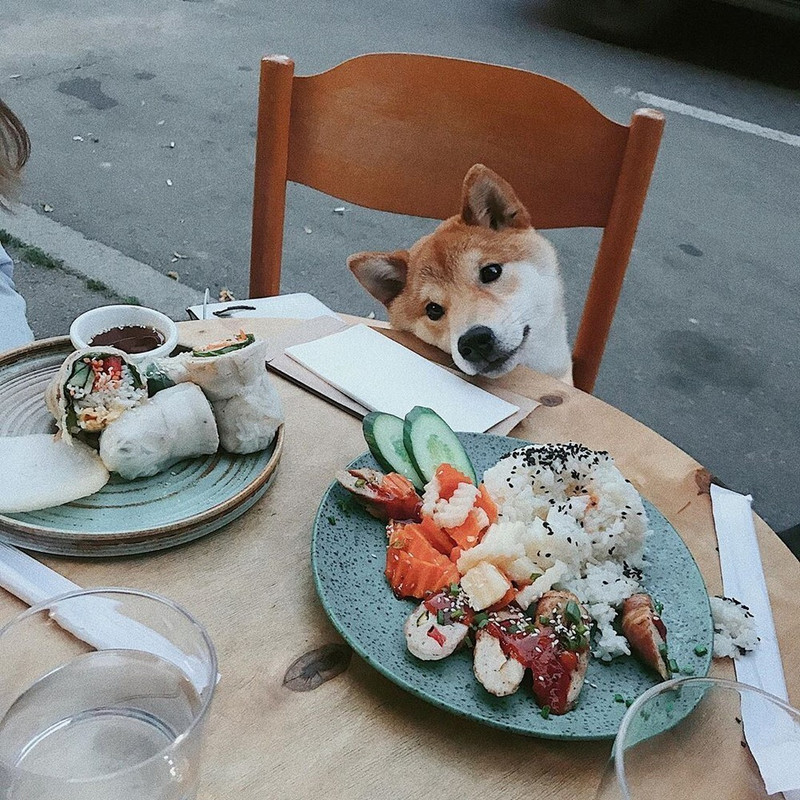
[
  {"x1": 434, "y1": 463, "x2": 474, "y2": 500},
  {"x1": 386, "y1": 521, "x2": 460, "y2": 599}
]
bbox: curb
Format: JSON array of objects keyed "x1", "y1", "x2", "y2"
[{"x1": 2, "y1": 204, "x2": 203, "y2": 319}]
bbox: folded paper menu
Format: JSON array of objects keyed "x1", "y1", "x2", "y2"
[
  {"x1": 285, "y1": 324, "x2": 520, "y2": 433},
  {"x1": 711, "y1": 485, "x2": 800, "y2": 798}
]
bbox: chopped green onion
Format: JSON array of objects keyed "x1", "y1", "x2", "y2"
[
  {"x1": 654, "y1": 600, "x2": 664, "y2": 615},
  {"x1": 658, "y1": 642, "x2": 669, "y2": 658},
  {"x1": 625, "y1": 698, "x2": 633, "y2": 707},
  {"x1": 436, "y1": 610, "x2": 445, "y2": 625},
  {"x1": 451, "y1": 609, "x2": 464, "y2": 621},
  {"x1": 474, "y1": 612, "x2": 488, "y2": 629},
  {"x1": 540, "y1": 705, "x2": 551, "y2": 719},
  {"x1": 614, "y1": 694, "x2": 625, "y2": 703},
  {"x1": 564, "y1": 600, "x2": 582, "y2": 625},
  {"x1": 354, "y1": 478, "x2": 366, "y2": 488},
  {"x1": 680, "y1": 665, "x2": 696, "y2": 676},
  {"x1": 668, "y1": 658, "x2": 679, "y2": 673},
  {"x1": 694, "y1": 644, "x2": 708, "y2": 657},
  {"x1": 539, "y1": 615, "x2": 550, "y2": 626},
  {"x1": 449, "y1": 583, "x2": 460, "y2": 596},
  {"x1": 327, "y1": 516, "x2": 336, "y2": 525}
]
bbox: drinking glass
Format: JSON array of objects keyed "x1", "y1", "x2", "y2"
[
  {"x1": 595, "y1": 676, "x2": 800, "y2": 799},
  {"x1": 0, "y1": 587, "x2": 217, "y2": 800}
]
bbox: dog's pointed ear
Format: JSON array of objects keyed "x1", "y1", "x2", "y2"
[
  {"x1": 460, "y1": 164, "x2": 531, "y2": 231},
  {"x1": 348, "y1": 250, "x2": 409, "y2": 306}
]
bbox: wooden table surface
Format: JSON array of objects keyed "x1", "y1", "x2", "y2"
[{"x1": 1, "y1": 317, "x2": 796, "y2": 799}]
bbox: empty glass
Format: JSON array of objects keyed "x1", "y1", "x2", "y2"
[
  {"x1": 595, "y1": 676, "x2": 800, "y2": 799},
  {"x1": 0, "y1": 588, "x2": 217, "y2": 800}
]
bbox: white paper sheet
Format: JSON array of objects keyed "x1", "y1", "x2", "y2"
[
  {"x1": 285, "y1": 324, "x2": 519, "y2": 433},
  {"x1": 710, "y1": 485, "x2": 800, "y2": 798}
]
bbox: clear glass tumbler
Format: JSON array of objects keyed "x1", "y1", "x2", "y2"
[
  {"x1": 0, "y1": 587, "x2": 217, "y2": 800},
  {"x1": 595, "y1": 675, "x2": 800, "y2": 799}
]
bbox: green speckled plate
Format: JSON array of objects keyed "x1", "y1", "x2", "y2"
[
  {"x1": 312, "y1": 433, "x2": 713, "y2": 740},
  {"x1": 0, "y1": 337, "x2": 283, "y2": 557}
]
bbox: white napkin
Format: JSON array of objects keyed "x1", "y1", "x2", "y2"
[
  {"x1": 285, "y1": 324, "x2": 519, "y2": 433},
  {"x1": 711, "y1": 485, "x2": 800, "y2": 798},
  {"x1": 0, "y1": 543, "x2": 214, "y2": 692}
]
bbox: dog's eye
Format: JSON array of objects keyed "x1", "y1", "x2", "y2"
[
  {"x1": 480, "y1": 263, "x2": 503, "y2": 283},
  {"x1": 425, "y1": 302, "x2": 445, "y2": 321}
]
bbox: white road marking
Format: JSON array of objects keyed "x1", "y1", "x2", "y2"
[{"x1": 614, "y1": 86, "x2": 800, "y2": 148}]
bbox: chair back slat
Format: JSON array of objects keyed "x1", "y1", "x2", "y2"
[{"x1": 287, "y1": 53, "x2": 629, "y2": 228}]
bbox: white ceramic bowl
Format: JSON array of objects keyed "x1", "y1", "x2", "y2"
[{"x1": 69, "y1": 305, "x2": 179, "y2": 362}]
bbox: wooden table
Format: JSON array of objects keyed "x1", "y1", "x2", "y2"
[{"x1": 1, "y1": 317, "x2": 797, "y2": 799}]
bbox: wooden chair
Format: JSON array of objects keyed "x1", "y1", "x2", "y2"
[{"x1": 250, "y1": 53, "x2": 664, "y2": 393}]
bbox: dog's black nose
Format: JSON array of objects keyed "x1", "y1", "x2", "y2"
[{"x1": 457, "y1": 326, "x2": 496, "y2": 362}]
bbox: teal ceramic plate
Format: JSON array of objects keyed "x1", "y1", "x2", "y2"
[
  {"x1": 0, "y1": 338, "x2": 283, "y2": 557},
  {"x1": 312, "y1": 433, "x2": 713, "y2": 740}
]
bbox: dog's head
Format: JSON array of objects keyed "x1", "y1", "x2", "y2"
[{"x1": 348, "y1": 164, "x2": 567, "y2": 378}]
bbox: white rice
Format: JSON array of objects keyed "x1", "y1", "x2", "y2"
[
  {"x1": 73, "y1": 363, "x2": 146, "y2": 431},
  {"x1": 710, "y1": 596, "x2": 759, "y2": 658},
  {"x1": 482, "y1": 443, "x2": 651, "y2": 660}
]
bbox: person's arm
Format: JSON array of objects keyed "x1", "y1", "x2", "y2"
[{"x1": 0, "y1": 241, "x2": 34, "y2": 352}]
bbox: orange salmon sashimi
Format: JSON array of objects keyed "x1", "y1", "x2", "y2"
[
  {"x1": 385, "y1": 520, "x2": 460, "y2": 599},
  {"x1": 434, "y1": 463, "x2": 474, "y2": 501}
]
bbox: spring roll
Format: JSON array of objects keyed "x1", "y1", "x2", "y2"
[
  {"x1": 146, "y1": 333, "x2": 284, "y2": 453},
  {"x1": 147, "y1": 332, "x2": 263, "y2": 401},
  {"x1": 211, "y1": 372, "x2": 283, "y2": 454},
  {"x1": 46, "y1": 348, "x2": 147, "y2": 444},
  {"x1": 99, "y1": 383, "x2": 219, "y2": 479}
]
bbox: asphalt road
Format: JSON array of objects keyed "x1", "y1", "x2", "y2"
[{"x1": 1, "y1": 0, "x2": 798, "y2": 535}]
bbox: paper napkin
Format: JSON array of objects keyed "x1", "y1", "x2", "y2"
[
  {"x1": 710, "y1": 485, "x2": 800, "y2": 798},
  {"x1": 285, "y1": 324, "x2": 520, "y2": 433}
]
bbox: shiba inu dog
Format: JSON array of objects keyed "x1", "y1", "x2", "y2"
[{"x1": 348, "y1": 164, "x2": 572, "y2": 383}]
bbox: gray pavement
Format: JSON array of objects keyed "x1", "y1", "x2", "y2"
[{"x1": 1, "y1": 0, "x2": 798, "y2": 537}]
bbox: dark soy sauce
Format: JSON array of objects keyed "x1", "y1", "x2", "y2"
[{"x1": 89, "y1": 325, "x2": 165, "y2": 354}]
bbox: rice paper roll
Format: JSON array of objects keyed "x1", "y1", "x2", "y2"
[
  {"x1": 46, "y1": 347, "x2": 147, "y2": 444},
  {"x1": 212, "y1": 371, "x2": 283, "y2": 454},
  {"x1": 148, "y1": 332, "x2": 264, "y2": 401},
  {"x1": 99, "y1": 383, "x2": 219, "y2": 479}
]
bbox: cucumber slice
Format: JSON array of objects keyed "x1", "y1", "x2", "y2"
[
  {"x1": 402, "y1": 406, "x2": 477, "y2": 485},
  {"x1": 362, "y1": 412, "x2": 424, "y2": 490}
]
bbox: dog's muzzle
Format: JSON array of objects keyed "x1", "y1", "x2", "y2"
[
  {"x1": 456, "y1": 324, "x2": 530, "y2": 376},
  {"x1": 457, "y1": 326, "x2": 497, "y2": 364}
]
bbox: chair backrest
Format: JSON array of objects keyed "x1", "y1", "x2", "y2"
[{"x1": 250, "y1": 53, "x2": 664, "y2": 393}]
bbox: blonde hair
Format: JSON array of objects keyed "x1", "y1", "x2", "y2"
[{"x1": 0, "y1": 99, "x2": 30, "y2": 211}]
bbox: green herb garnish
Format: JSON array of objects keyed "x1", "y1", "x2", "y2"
[
  {"x1": 436, "y1": 610, "x2": 445, "y2": 625},
  {"x1": 668, "y1": 658, "x2": 679, "y2": 673},
  {"x1": 564, "y1": 600, "x2": 582, "y2": 625},
  {"x1": 614, "y1": 694, "x2": 625, "y2": 703},
  {"x1": 694, "y1": 644, "x2": 708, "y2": 657},
  {"x1": 540, "y1": 705, "x2": 551, "y2": 719},
  {"x1": 474, "y1": 612, "x2": 489, "y2": 629},
  {"x1": 327, "y1": 516, "x2": 336, "y2": 525}
]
